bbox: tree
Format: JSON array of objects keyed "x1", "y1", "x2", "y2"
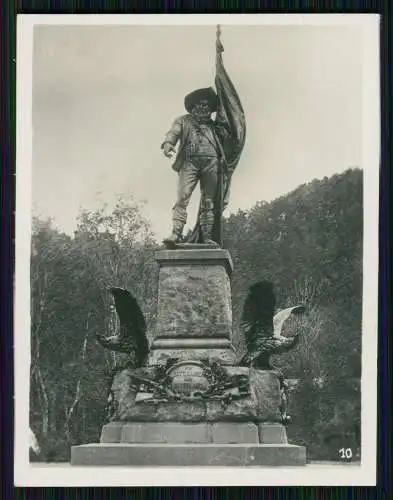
[{"x1": 30, "y1": 198, "x2": 160, "y2": 460}]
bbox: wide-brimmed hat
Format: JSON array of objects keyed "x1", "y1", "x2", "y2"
[{"x1": 184, "y1": 87, "x2": 218, "y2": 113}]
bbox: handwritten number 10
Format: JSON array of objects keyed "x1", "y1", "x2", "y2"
[{"x1": 339, "y1": 448, "x2": 353, "y2": 459}]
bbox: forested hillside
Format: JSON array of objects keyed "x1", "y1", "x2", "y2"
[
  {"x1": 224, "y1": 168, "x2": 362, "y2": 459},
  {"x1": 30, "y1": 168, "x2": 363, "y2": 461}
]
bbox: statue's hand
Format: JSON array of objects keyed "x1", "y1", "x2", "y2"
[{"x1": 163, "y1": 143, "x2": 176, "y2": 158}]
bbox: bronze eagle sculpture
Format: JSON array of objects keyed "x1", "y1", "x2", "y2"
[
  {"x1": 239, "y1": 281, "x2": 305, "y2": 369},
  {"x1": 95, "y1": 287, "x2": 149, "y2": 369}
]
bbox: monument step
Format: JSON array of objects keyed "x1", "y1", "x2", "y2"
[
  {"x1": 100, "y1": 422, "x2": 289, "y2": 445},
  {"x1": 71, "y1": 443, "x2": 306, "y2": 466},
  {"x1": 150, "y1": 337, "x2": 234, "y2": 348}
]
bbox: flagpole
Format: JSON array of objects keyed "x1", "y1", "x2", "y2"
[
  {"x1": 216, "y1": 24, "x2": 224, "y2": 54},
  {"x1": 215, "y1": 24, "x2": 224, "y2": 247}
]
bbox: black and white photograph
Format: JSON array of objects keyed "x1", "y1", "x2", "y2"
[{"x1": 15, "y1": 14, "x2": 379, "y2": 486}]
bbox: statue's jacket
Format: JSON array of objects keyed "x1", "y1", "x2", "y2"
[{"x1": 162, "y1": 114, "x2": 230, "y2": 173}]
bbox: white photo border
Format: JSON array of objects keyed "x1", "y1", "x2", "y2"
[{"x1": 14, "y1": 13, "x2": 380, "y2": 487}]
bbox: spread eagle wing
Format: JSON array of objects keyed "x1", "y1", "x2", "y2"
[
  {"x1": 273, "y1": 305, "x2": 306, "y2": 339},
  {"x1": 239, "y1": 282, "x2": 306, "y2": 368},
  {"x1": 239, "y1": 281, "x2": 276, "y2": 366},
  {"x1": 96, "y1": 287, "x2": 149, "y2": 368}
]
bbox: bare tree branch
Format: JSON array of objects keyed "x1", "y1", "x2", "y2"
[{"x1": 64, "y1": 313, "x2": 91, "y2": 440}]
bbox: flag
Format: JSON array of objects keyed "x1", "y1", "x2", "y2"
[
  {"x1": 186, "y1": 30, "x2": 246, "y2": 246},
  {"x1": 215, "y1": 34, "x2": 246, "y2": 175}
]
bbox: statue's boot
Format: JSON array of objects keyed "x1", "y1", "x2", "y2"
[
  {"x1": 163, "y1": 220, "x2": 184, "y2": 247},
  {"x1": 200, "y1": 212, "x2": 218, "y2": 246}
]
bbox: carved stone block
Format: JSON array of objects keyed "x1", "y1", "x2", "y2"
[
  {"x1": 149, "y1": 249, "x2": 236, "y2": 365},
  {"x1": 211, "y1": 422, "x2": 259, "y2": 443},
  {"x1": 258, "y1": 423, "x2": 288, "y2": 444},
  {"x1": 250, "y1": 368, "x2": 282, "y2": 422},
  {"x1": 120, "y1": 422, "x2": 210, "y2": 443}
]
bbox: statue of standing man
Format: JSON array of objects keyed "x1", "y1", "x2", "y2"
[{"x1": 162, "y1": 26, "x2": 246, "y2": 248}]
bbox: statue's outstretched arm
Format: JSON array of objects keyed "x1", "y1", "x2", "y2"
[{"x1": 161, "y1": 117, "x2": 183, "y2": 149}]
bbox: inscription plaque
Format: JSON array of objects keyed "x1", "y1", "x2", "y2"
[{"x1": 165, "y1": 361, "x2": 211, "y2": 397}]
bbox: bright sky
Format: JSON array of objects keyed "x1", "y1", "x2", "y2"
[{"x1": 32, "y1": 23, "x2": 363, "y2": 240}]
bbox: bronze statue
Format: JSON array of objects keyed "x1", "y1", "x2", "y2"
[
  {"x1": 239, "y1": 281, "x2": 306, "y2": 370},
  {"x1": 162, "y1": 88, "x2": 229, "y2": 246},
  {"x1": 162, "y1": 26, "x2": 246, "y2": 248},
  {"x1": 238, "y1": 280, "x2": 305, "y2": 425},
  {"x1": 95, "y1": 287, "x2": 149, "y2": 368}
]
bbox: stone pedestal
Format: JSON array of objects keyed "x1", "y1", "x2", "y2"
[
  {"x1": 71, "y1": 367, "x2": 307, "y2": 466},
  {"x1": 107, "y1": 367, "x2": 283, "y2": 423},
  {"x1": 148, "y1": 249, "x2": 237, "y2": 365},
  {"x1": 70, "y1": 246, "x2": 307, "y2": 467},
  {"x1": 71, "y1": 422, "x2": 306, "y2": 466}
]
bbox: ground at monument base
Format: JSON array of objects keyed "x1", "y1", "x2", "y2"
[{"x1": 71, "y1": 443, "x2": 306, "y2": 466}]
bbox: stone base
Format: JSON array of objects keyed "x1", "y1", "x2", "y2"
[
  {"x1": 100, "y1": 422, "x2": 288, "y2": 444},
  {"x1": 148, "y1": 337, "x2": 237, "y2": 365},
  {"x1": 71, "y1": 422, "x2": 306, "y2": 466},
  {"x1": 71, "y1": 443, "x2": 306, "y2": 466},
  {"x1": 164, "y1": 243, "x2": 220, "y2": 250},
  {"x1": 108, "y1": 367, "x2": 282, "y2": 423},
  {"x1": 147, "y1": 345, "x2": 237, "y2": 365}
]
